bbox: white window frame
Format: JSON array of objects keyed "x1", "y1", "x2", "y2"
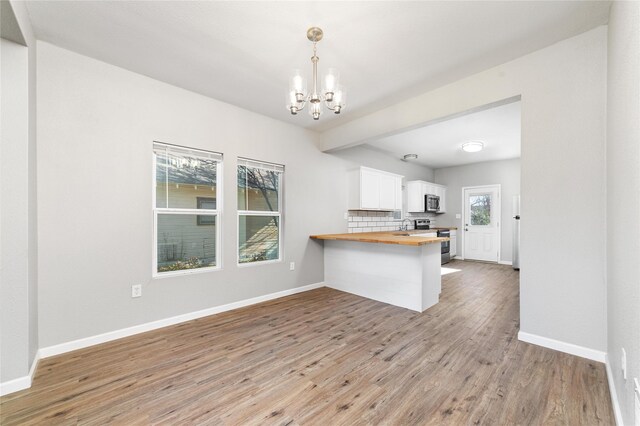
[
  {"x1": 237, "y1": 157, "x2": 284, "y2": 267},
  {"x1": 152, "y1": 141, "x2": 223, "y2": 278}
]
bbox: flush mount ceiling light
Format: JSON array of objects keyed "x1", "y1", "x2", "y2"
[
  {"x1": 462, "y1": 141, "x2": 484, "y2": 153},
  {"x1": 402, "y1": 154, "x2": 418, "y2": 161},
  {"x1": 286, "y1": 27, "x2": 346, "y2": 120}
]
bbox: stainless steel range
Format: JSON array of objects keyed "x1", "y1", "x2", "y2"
[
  {"x1": 437, "y1": 229, "x2": 451, "y2": 265},
  {"x1": 414, "y1": 219, "x2": 450, "y2": 264}
]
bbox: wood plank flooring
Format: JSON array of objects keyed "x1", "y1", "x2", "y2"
[{"x1": 1, "y1": 260, "x2": 614, "y2": 425}]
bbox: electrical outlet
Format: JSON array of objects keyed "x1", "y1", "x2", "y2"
[
  {"x1": 455, "y1": 213, "x2": 461, "y2": 219},
  {"x1": 290, "y1": 262, "x2": 295, "y2": 271},
  {"x1": 131, "y1": 284, "x2": 142, "y2": 298},
  {"x1": 622, "y1": 348, "x2": 627, "y2": 380},
  {"x1": 344, "y1": 212, "x2": 348, "y2": 220}
]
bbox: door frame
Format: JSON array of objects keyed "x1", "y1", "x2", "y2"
[{"x1": 460, "y1": 184, "x2": 501, "y2": 262}]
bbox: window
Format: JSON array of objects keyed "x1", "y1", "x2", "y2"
[
  {"x1": 153, "y1": 142, "x2": 223, "y2": 276},
  {"x1": 237, "y1": 158, "x2": 284, "y2": 265},
  {"x1": 469, "y1": 194, "x2": 491, "y2": 226}
]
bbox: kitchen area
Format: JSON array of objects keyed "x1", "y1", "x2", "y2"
[
  {"x1": 312, "y1": 101, "x2": 521, "y2": 313},
  {"x1": 310, "y1": 166, "x2": 460, "y2": 313}
]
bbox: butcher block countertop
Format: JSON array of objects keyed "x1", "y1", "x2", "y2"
[{"x1": 310, "y1": 230, "x2": 450, "y2": 246}]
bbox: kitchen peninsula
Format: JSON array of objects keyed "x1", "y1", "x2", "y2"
[{"x1": 310, "y1": 231, "x2": 449, "y2": 312}]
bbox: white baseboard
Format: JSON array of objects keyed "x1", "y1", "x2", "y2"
[
  {"x1": 498, "y1": 260, "x2": 513, "y2": 266},
  {"x1": 0, "y1": 350, "x2": 40, "y2": 397},
  {"x1": 517, "y1": 331, "x2": 606, "y2": 363},
  {"x1": 605, "y1": 354, "x2": 624, "y2": 426},
  {"x1": 0, "y1": 375, "x2": 31, "y2": 397},
  {"x1": 39, "y1": 282, "x2": 325, "y2": 359}
]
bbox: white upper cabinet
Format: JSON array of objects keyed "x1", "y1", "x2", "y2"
[
  {"x1": 435, "y1": 186, "x2": 447, "y2": 213},
  {"x1": 349, "y1": 167, "x2": 403, "y2": 211},
  {"x1": 406, "y1": 180, "x2": 447, "y2": 213}
]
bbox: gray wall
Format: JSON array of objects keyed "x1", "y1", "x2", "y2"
[
  {"x1": 434, "y1": 158, "x2": 520, "y2": 263},
  {"x1": 1, "y1": 38, "x2": 30, "y2": 384},
  {"x1": 35, "y1": 42, "x2": 434, "y2": 349},
  {"x1": 0, "y1": 0, "x2": 38, "y2": 386},
  {"x1": 319, "y1": 27, "x2": 608, "y2": 353},
  {"x1": 607, "y1": 2, "x2": 640, "y2": 424}
]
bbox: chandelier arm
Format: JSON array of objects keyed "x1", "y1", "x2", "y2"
[{"x1": 324, "y1": 101, "x2": 337, "y2": 111}]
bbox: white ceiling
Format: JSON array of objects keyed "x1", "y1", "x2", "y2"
[
  {"x1": 364, "y1": 101, "x2": 521, "y2": 169},
  {"x1": 24, "y1": 1, "x2": 610, "y2": 131}
]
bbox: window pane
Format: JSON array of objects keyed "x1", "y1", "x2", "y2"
[
  {"x1": 239, "y1": 216, "x2": 279, "y2": 263},
  {"x1": 157, "y1": 214, "x2": 216, "y2": 273},
  {"x1": 237, "y1": 165, "x2": 280, "y2": 211},
  {"x1": 156, "y1": 151, "x2": 217, "y2": 209},
  {"x1": 470, "y1": 194, "x2": 491, "y2": 226}
]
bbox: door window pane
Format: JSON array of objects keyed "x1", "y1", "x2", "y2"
[
  {"x1": 157, "y1": 214, "x2": 216, "y2": 273},
  {"x1": 470, "y1": 194, "x2": 491, "y2": 226},
  {"x1": 237, "y1": 165, "x2": 279, "y2": 211},
  {"x1": 156, "y1": 151, "x2": 217, "y2": 209},
  {"x1": 238, "y1": 216, "x2": 279, "y2": 263}
]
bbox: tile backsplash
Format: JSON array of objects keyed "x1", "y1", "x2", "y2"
[{"x1": 347, "y1": 211, "x2": 436, "y2": 233}]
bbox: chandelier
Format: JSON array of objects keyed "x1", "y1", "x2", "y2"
[{"x1": 286, "y1": 27, "x2": 346, "y2": 120}]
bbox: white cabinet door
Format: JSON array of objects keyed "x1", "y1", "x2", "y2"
[
  {"x1": 378, "y1": 174, "x2": 396, "y2": 210},
  {"x1": 360, "y1": 169, "x2": 380, "y2": 209},
  {"x1": 395, "y1": 176, "x2": 403, "y2": 210},
  {"x1": 438, "y1": 187, "x2": 447, "y2": 213},
  {"x1": 407, "y1": 181, "x2": 424, "y2": 212}
]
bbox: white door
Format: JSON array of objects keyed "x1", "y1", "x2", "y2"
[{"x1": 463, "y1": 186, "x2": 500, "y2": 262}]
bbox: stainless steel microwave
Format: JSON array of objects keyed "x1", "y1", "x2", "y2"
[{"x1": 425, "y1": 194, "x2": 440, "y2": 212}]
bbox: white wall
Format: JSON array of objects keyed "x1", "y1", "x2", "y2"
[
  {"x1": 0, "y1": 0, "x2": 38, "y2": 388},
  {"x1": 434, "y1": 158, "x2": 520, "y2": 263},
  {"x1": 606, "y1": 2, "x2": 640, "y2": 424},
  {"x1": 319, "y1": 28, "x2": 608, "y2": 354}
]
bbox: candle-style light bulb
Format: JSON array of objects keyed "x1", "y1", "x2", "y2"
[
  {"x1": 289, "y1": 70, "x2": 307, "y2": 102},
  {"x1": 323, "y1": 68, "x2": 339, "y2": 101},
  {"x1": 333, "y1": 85, "x2": 346, "y2": 114}
]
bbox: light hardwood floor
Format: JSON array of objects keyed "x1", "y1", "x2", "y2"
[{"x1": 1, "y1": 260, "x2": 614, "y2": 425}]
